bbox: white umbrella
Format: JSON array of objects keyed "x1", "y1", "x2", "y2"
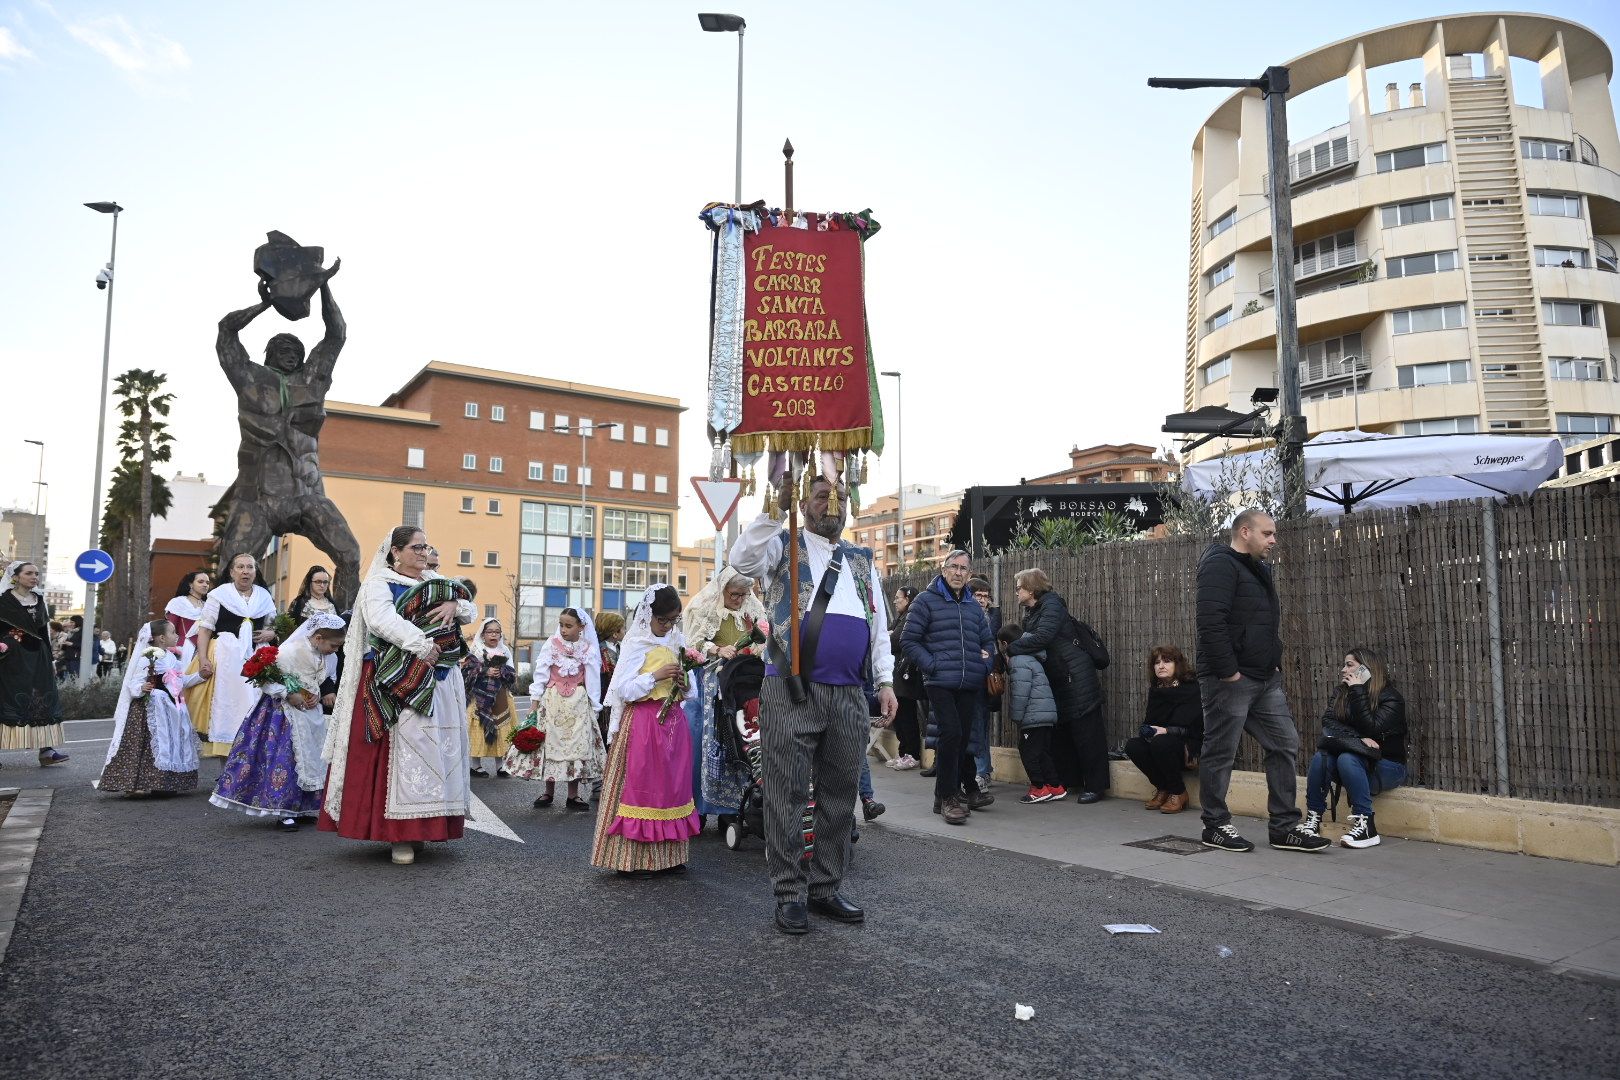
[{"x1": 1181, "y1": 429, "x2": 1564, "y2": 516}]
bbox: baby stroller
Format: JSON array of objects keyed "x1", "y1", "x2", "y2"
[{"x1": 714, "y1": 654, "x2": 814, "y2": 863}]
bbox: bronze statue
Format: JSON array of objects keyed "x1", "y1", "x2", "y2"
[{"x1": 215, "y1": 232, "x2": 361, "y2": 608}]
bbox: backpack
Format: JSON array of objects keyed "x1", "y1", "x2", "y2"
[{"x1": 1069, "y1": 616, "x2": 1110, "y2": 670}]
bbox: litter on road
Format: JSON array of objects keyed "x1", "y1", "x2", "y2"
[
  {"x1": 1014, "y1": 1004, "x2": 1035, "y2": 1021},
  {"x1": 1103, "y1": 924, "x2": 1161, "y2": 935}
]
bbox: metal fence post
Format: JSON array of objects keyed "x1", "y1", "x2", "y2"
[{"x1": 1481, "y1": 500, "x2": 1509, "y2": 798}]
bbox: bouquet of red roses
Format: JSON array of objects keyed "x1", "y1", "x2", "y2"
[
  {"x1": 737, "y1": 617, "x2": 770, "y2": 658},
  {"x1": 657, "y1": 646, "x2": 708, "y2": 723},
  {"x1": 241, "y1": 645, "x2": 303, "y2": 693},
  {"x1": 512, "y1": 725, "x2": 545, "y2": 754}
]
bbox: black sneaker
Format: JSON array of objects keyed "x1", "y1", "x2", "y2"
[
  {"x1": 861, "y1": 798, "x2": 886, "y2": 822},
  {"x1": 1340, "y1": 813, "x2": 1380, "y2": 849},
  {"x1": 1201, "y1": 823, "x2": 1255, "y2": 852},
  {"x1": 1270, "y1": 824, "x2": 1332, "y2": 852}
]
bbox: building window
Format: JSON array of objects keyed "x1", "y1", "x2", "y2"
[
  {"x1": 632, "y1": 473, "x2": 647, "y2": 492},
  {"x1": 1206, "y1": 259, "x2": 1234, "y2": 290},
  {"x1": 1522, "y1": 138, "x2": 1573, "y2": 161},
  {"x1": 1542, "y1": 300, "x2": 1599, "y2": 327},
  {"x1": 633, "y1": 425, "x2": 648, "y2": 444},
  {"x1": 609, "y1": 470, "x2": 624, "y2": 489},
  {"x1": 1527, "y1": 192, "x2": 1581, "y2": 218},
  {"x1": 1201, "y1": 355, "x2": 1231, "y2": 384},
  {"x1": 677, "y1": 573, "x2": 689, "y2": 593},
  {"x1": 464, "y1": 402, "x2": 478, "y2": 419},
  {"x1": 461, "y1": 496, "x2": 475, "y2": 513},
  {"x1": 655, "y1": 427, "x2": 670, "y2": 447},
  {"x1": 1380, "y1": 196, "x2": 1453, "y2": 228},
  {"x1": 485, "y1": 552, "x2": 500, "y2": 568},
  {"x1": 1461, "y1": 197, "x2": 1506, "y2": 209},
  {"x1": 1403, "y1": 416, "x2": 1479, "y2": 435},
  {"x1": 1387, "y1": 250, "x2": 1458, "y2": 278},
  {"x1": 483, "y1": 604, "x2": 498, "y2": 620},
  {"x1": 488, "y1": 499, "x2": 502, "y2": 515},
  {"x1": 402, "y1": 491, "x2": 425, "y2": 529},
  {"x1": 1392, "y1": 303, "x2": 1465, "y2": 335},
  {"x1": 489, "y1": 456, "x2": 503, "y2": 473},
  {"x1": 1557, "y1": 413, "x2": 1615, "y2": 447},
  {"x1": 1535, "y1": 247, "x2": 1589, "y2": 268},
  {"x1": 529, "y1": 462, "x2": 544, "y2": 481},
  {"x1": 529, "y1": 410, "x2": 545, "y2": 430},
  {"x1": 1375, "y1": 143, "x2": 1447, "y2": 173},
  {"x1": 654, "y1": 475, "x2": 669, "y2": 494},
  {"x1": 406, "y1": 447, "x2": 425, "y2": 469},
  {"x1": 462, "y1": 453, "x2": 477, "y2": 470},
  {"x1": 1550, "y1": 357, "x2": 1606, "y2": 381},
  {"x1": 1205, "y1": 307, "x2": 1232, "y2": 334},
  {"x1": 552, "y1": 463, "x2": 569, "y2": 483},
  {"x1": 1489, "y1": 420, "x2": 1526, "y2": 431},
  {"x1": 1398, "y1": 360, "x2": 1471, "y2": 388},
  {"x1": 490, "y1": 405, "x2": 505, "y2": 422},
  {"x1": 649, "y1": 513, "x2": 671, "y2": 542},
  {"x1": 1483, "y1": 363, "x2": 1523, "y2": 381},
  {"x1": 458, "y1": 549, "x2": 473, "y2": 566},
  {"x1": 1207, "y1": 207, "x2": 1236, "y2": 240},
  {"x1": 554, "y1": 414, "x2": 569, "y2": 432},
  {"x1": 610, "y1": 424, "x2": 625, "y2": 441},
  {"x1": 579, "y1": 466, "x2": 593, "y2": 486},
  {"x1": 604, "y1": 509, "x2": 625, "y2": 538}
]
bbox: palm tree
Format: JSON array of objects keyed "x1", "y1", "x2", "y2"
[
  {"x1": 99, "y1": 461, "x2": 173, "y2": 643},
  {"x1": 112, "y1": 369, "x2": 176, "y2": 641}
]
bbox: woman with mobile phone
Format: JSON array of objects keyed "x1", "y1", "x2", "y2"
[{"x1": 1303, "y1": 647, "x2": 1408, "y2": 848}]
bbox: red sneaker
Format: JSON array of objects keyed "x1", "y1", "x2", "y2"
[
  {"x1": 1043, "y1": 785, "x2": 1068, "y2": 802},
  {"x1": 1018, "y1": 786, "x2": 1045, "y2": 804}
]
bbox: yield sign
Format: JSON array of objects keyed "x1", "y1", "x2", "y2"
[{"x1": 691, "y1": 477, "x2": 744, "y2": 530}]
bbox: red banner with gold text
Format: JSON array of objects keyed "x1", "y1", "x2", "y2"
[{"x1": 735, "y1": 224, "x2": 870, "y2": 452}]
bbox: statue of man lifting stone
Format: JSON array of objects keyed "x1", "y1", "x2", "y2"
[{"x1": 215, "y1": 231, "x2": 362, "y2": 608}]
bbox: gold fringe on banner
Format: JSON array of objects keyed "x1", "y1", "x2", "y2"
[{"x1": 729, "y1": 427, "x2": 873, "y2": 457}]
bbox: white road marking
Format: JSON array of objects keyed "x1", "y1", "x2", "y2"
[{"x1": 464, "y1": 791, "x2": 524, "y2": 843}]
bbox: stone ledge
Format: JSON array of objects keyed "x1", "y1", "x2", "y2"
[{"x1": 904, "y1": 745, "x2": 1620, "y2": 866}]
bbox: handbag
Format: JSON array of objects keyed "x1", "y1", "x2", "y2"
[
  {"x1": 1318, "y1": 733, "x2": 1380, "y2": 761},
  {"x1": 986, "y1": 670, "x2": 1006, "y2": 697}
]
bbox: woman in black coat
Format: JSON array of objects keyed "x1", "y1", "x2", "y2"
[
  {"x1": 888, "y1": 587, "x2": 924, "y2": 769},
  {"x1": 1123, "y1": 645, "x2": 1202, "y2": 814},
  {"x1": 1004, "y1": 567, "x2": 1110, "y2": 802}
]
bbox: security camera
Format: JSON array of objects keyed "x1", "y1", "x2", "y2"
[{"x1": 95, "y1": 264, "x2": 113, "y2": 290}]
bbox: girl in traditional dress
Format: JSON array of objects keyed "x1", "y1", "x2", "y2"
[
  {"x1": 187, "y1": 553, "x2": 277, "y2": 758},
  {"x1": 211, "y1": 612, "x2": 345, "y2": 830},
  {"x1": 464, "y1": 618, "x2": 517, "y2": 778},
  {"x1": 590, "y1": 584, "x2": 700, "y2": 876},
  {"x1": 683, "y1": 567, "x2": 766, "y2": 819},
  {"x1": 319, "y1": 526, "x2": 475, "y2": 866},
  {"x1": 100, "y1": 618, "x2": 201, "y2": 795},
  {"x1": 0, "y1": 561, "x2": 68, "y2": 767},
  {"x1": 165, "y1": 569, "x2": 211, "y2": 673},
  {"x1": 288, "y1": 565, "x2": 338, "y2": 624},
  {"x1": 506, "y1": 607, "x2": 603, "y2": 810}
]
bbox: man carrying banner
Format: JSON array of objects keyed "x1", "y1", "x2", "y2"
[{"x1": 730, "y1": 476, "x2": 897, "y2": 935}]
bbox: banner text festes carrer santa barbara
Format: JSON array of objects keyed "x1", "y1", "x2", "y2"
[{"x1": 735, "y1": 228, "x2": 871, "y2": 436}]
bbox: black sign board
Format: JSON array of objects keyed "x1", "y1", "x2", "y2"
[{"x1": 948, "y1": 484, "x2": 1166, "y2": 556}]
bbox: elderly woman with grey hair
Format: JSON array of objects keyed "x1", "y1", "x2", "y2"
[{"x1": 684, "y1": 565, "x2": 768, "y2": 818}]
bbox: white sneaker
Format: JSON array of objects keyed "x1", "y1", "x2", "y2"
[
  {"x1": 896, "y1": 755, "x2": 918, "y2": 770},
  {"x1": 976, "y1": 774, "x2": 992, "y2": 792}
]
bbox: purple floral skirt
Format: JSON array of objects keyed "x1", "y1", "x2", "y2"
[{"x1": 210, "y1": 696, "x2": 324, "y2": 818}]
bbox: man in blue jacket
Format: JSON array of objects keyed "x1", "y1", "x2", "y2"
[{"x1": 902, "y1": 550, "x2": 995, "y2": 826}]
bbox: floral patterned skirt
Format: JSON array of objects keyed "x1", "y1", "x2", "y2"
[
  {"x1": 99, "y1": 698, "x2": 197, "y2": 794},
  {"x1": 506, "y1": 684, "x2": 604, "y2": 784},
  {"x1": 210, "y1": 696, "x2": 323, "y2": 818}
]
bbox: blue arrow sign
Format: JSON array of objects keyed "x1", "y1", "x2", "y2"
[{"x1": 75, "y1": 549, "x2": 116, "y2": 584}]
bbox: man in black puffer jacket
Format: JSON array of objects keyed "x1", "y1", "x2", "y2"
[{"x1": 1195, "y1": 509, "x2": 1328, "y2": 854}]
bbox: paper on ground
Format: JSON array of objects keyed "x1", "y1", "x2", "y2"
[
  {"x1": 1014, "y1": 1004, "x2": 1034, "y2": 1021},
  {"x1": 1103, "y1": 923, "x2": 1161, "y2": 935}
]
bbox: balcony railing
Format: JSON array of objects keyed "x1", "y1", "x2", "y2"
[
  {"x1": 1264, "y1": 137, "x2": 1358, "y2": 195},
  {"x1": 1299, "y1": 353, "x2": 1371, "y2": 390},
  {"x1": 1596, "y1": 237, "x2": 1618, "y2": 274},
  {"x1": 1576, "y1": 134, "x2": 1600, "y2": 167},
  {"x1": 1260, "y1": 242, "x2": 1369, "y2": 293}
]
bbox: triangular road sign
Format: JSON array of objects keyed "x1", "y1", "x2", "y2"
[{"x1": 691, "y1": 477, "x2": 744, "y2": 531}]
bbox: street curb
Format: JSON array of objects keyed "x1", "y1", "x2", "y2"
[
  {"x1": 0, "y1": 787, "x2": 53, "y2": 968},
  {"x1": 872, "y1": 813, "x2": 1620, "y2": 989}
]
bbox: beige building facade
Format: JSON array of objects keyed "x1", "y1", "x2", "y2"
[{"x1": 1184, "y1": 13, "x2": 1620, "y2": 458}]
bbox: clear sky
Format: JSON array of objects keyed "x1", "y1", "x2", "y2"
[{"x1": 4, "y1": 1, "x2": 1618, "y2": 596}]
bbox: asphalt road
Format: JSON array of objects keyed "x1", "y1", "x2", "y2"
[{"x1": 2, "y1": 736, "x2": 1617, "y2": 1080}]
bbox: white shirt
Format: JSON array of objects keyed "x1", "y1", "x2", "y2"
[{"x1": 729, "y1": 513, "x2": 894, "y2": 685}]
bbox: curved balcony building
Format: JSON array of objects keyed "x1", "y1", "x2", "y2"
[{"x1": 1182, "y1": 13, "x2": 1620, "y2": 456}]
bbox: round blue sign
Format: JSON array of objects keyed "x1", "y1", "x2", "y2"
[{"x1": 74, "y1": 549, "x2": 116, "y2": 584}]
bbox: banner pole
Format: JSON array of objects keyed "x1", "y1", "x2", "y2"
[{"x1": 784, "y1": 137, "x2": 802, "y2": 678}]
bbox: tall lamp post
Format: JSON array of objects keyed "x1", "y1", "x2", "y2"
[
  {"x1": 1148, "y1": 68, "x2": 1305, "y2": 519},
  {"x1": 24, "y1": 439, "x2": 44, "y2": 517},
  {"x1": 556, "y1": 422, "x2": 615, "y2": 610},
  {"x1": 881, "y1": 370, "x2": 902, "y2": 572},
  {"x1": 81, "y1": 200, "x2": 122, "y2": 681}
]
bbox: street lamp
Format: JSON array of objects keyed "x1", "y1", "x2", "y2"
[
  {"x1": 23, "y1": 439, "x2": 43, "y2": 517},
  {"x1": 1148, "y1": 69, "x2": 1305, "y2": 519},
  {"x1": 81, "y1": 200, "x2": 122, "y2": 681},
  {"x1": 556, "y1": 422, "x2": 615, "y2": 610},
  {"x1": 881, "y1": 370, "x2": 902, "y2": 572},
  {"x1": 697, "y1": 12, "x2": 746, "y2": 204}
]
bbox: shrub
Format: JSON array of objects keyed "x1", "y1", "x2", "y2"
[{"x1": 58, "y1": 675, "x2": 123, "y2": 721}]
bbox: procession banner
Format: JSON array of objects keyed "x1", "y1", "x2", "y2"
[{"x1": 733, "y1": 223, "x2": 871, "y2": 454}]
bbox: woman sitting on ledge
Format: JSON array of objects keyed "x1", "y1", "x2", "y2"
[
  {"x1": 1123, "y1": 645, "x2": 1202, "y2": 815},
  {"x1": 1304, "y1": 646, "x2": 1408, "y2": 849}
]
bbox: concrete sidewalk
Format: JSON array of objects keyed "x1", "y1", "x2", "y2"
[{"x1": 869, "y1": 765, "x2": 1620, "y2": 982}]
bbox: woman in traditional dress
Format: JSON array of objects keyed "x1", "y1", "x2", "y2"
[
  {"x1": 683, "y1": 567, "x2": 766, "y2": 819},
  {"x1": 464, "y1": 617, "x2": 517, "y2": 777},
  {"x1": 0, "y1": 561, "x2": 69, "y2": 767},
  {"x1": 211, "y1": 612, "x2": 345, "y2": 830},
  {"x1": 165, "y1": 569, "x2": 211, "y2": 673},
  {"x1": 99, "y1": 618, "x2": 201, "y2": 795},
  {"x1": 186, "y1": 553, "x2": 277, "y2": 758},
  {"x1": 288, "y1": 565, "x2": 338, "y2": 624},
  {"x1": 590, "y1": 584, "x2": 700, "y2": 876},
  {"x1": 319, "y1": 526, "x2": 475, "y2": 866},
  {"x1": 507, "y1": 607, "x2": 603, "y2": 810}
]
